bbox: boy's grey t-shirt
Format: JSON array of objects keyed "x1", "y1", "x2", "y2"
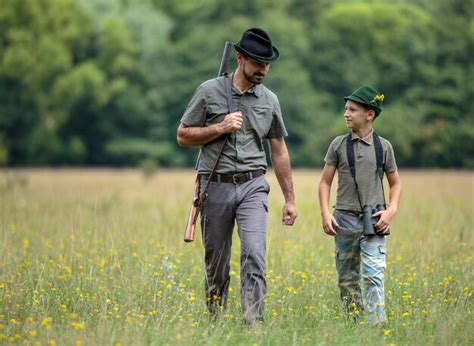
[
  {"x1": 324, "y1": 131, "x2": 397, "y2": 213},
  {"x1": 181, "y1": 76, "x2": 287, "y2": 174}
]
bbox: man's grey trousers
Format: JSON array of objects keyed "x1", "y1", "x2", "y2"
[{"x1": 200, "y1": 174, "x2": 269, "y2": 324}]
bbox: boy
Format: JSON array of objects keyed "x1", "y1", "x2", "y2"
[{"x1": 318, "y1": 85, "x2": 402, "y2": 325}]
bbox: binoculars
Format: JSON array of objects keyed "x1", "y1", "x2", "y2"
[{"x1": 361, "y1": 204, "x2": 385, "y2": 236}]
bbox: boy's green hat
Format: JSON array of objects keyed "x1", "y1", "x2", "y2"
[{"x1": 344, "y1": 85, "x2": 384, "y2": 116}]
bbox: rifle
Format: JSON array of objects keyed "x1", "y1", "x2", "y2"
[{"x1": 184, "y1": 41, "x2": 234, "y2": 243}]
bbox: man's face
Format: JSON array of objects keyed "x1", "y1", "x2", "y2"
[
  {"x1": 344, "y1": 100, "x2": 374, "y2": 130},
  {"x1": 241, "y1": 56, "x2": 270, "y2": 84}
]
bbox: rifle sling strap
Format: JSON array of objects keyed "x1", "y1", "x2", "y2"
[
  {"x1": 346, "y1": 132, "x2": 386, "y2": 210},
  {"x1": 200, "y1": 74, "x2": 233, "y2": 199}
]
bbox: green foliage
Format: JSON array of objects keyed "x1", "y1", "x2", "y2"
[
  {"x1": 375, "y1": 103, "x2": 422, "y2": 165},
  {"x1": 0, "y1": 0, "x2": 471, "y2": 167},
  {"x1": 0, "y1": 0, "x2": 92, "y2": 165},
  {"x1": 0, "y1": 134, "x2": 8, "y2": 165},
  {"x1": 310, "y1": 2, "x2": 435, "y2": 97}
]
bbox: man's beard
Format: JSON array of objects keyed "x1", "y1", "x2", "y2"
[{"x1": 243, "y1": 66, "x2": 265, "y2": 85}]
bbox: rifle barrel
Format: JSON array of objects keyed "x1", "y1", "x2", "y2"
[{"x1": 217, "y1": 41, "x2": 233, "y2": 77}]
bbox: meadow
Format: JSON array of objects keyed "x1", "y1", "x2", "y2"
[{"x1": 0, "y1": 169, "x2": 472, "y2": 345}]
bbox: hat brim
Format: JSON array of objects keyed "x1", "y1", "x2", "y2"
[
  {"x1": 344, "y1": 95, "x2": 382, "y2": 115},
  {"x1": 234, "y1": 44, "x2": 279, "y2": 63}
]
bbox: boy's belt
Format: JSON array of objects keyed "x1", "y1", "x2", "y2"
[
  {"x1": 335, "y1": 209, "x2": 362, "y2": 216},
  {"x1": 200, "y1": 170, "x2": 264, "y2": 184}
]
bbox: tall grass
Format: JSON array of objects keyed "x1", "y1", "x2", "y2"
[{"x1": 0, "y1": 169, "x2": 472, "y2": 345}]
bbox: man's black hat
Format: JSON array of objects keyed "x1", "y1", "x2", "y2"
[{"x1": 234, "y1": 28, "x2": 279, "y2": 63}]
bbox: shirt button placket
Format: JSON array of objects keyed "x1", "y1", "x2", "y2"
[{"x1": 234, "y1": 96, "x2": 242, "y2": 169}]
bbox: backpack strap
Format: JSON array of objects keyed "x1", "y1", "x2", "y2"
[
  {"x1": 346, "y1": 133, "x2": 356, "y2": 179},
  {"x1": 345, "y1": 133, "x2": 363, "y2": 210},
  {"x1": 373, "y1": 132, "x2": 384, "y2": 179}
]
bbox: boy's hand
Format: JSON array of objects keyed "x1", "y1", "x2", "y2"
[
  {"x1": 322, "y1": 211, "x2": 339, "y2": 236},
  {"x1": 373, "y1": 208, "x2": 396, "y2": 233}
]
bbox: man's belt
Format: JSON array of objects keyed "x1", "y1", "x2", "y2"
[{"x1": 200, "y1": 170, "x2": 265, "y2": 184}]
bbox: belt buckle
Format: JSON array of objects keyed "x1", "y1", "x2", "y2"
[{"x1": 232, "y1": 173, "x2": 247, "y2": 184}]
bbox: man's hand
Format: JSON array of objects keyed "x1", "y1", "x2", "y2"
[
  {"x1": 322, "y1": 211, "x2": 339, "y2": 236},
  {"x1": 177, "y1": 112, "x2": 243, "y2": 147},
  {"x1": 282, "y1": 201, "x2": 297, "y2": 226},
  {"x1": 220, "y1": 112, "x2": 243, "y2": 133},
  {"x1": 268, "y1": 138, "x2": 297, "y2": 227}
]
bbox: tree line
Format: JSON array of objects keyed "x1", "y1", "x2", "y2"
[{"x1": 0, "y1": 0, "x2": 472, "y2": 168}]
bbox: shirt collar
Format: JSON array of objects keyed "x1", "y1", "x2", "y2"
[
  {"x1": 230, "y1": 72, "x2": 262, "y2": 97},
  {"x1": 252, "y1": 83, "x2": 263, "y2": 97},
  {"x1": 351, "y1": 129, "x2": 374, "y2": 145}
]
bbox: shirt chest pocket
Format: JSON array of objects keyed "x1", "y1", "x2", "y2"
[
  {"x1": 246, "y1": 106, "x2": 273, "y2": 138},
  {"x1": 205, "y1": 104, "x2": 228, "y2": 126}
]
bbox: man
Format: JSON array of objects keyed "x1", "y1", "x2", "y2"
[
  {"x1": 318, "y1": 85, "x2": 402, "y2": 325},
  {"x1": 177, "y1": 28, "x2": 297, "y2": 325}
]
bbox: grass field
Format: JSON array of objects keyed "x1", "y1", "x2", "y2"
[{"x1": 0, "y1": 169, "x2": 472, "y2": 345}]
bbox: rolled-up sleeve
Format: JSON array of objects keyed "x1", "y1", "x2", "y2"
[
  {"x1": 267, "y1": 100, "x2": 288, "y2": 138},
  {"x1": 180, "y1": 84, "x2": 208, "y2": 126},
  {"x1": 324, "y1": 138, "x2": 339, "y2": 167},
  {"x1": 384, "y1": 141, "x2": 398, "y2": 172}
]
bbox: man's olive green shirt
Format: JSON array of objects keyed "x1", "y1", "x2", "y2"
[
  {"x1": 324, "y1": 130, "x2": 397, "y2": 213},
  {"x1": 181, "y1": 75, "x2": 287, "y2": 174}
]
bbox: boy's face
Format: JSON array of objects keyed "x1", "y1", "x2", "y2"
[{"x1": 343, "y1": 100, "x2": 375, "y2": 130}]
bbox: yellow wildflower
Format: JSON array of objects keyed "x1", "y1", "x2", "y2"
[
  {"x1": 41, "y1": 317, "x2": 52, "y2": 329},
  {"x1": 71, "y1": 321, "x2": 86, "y2": 330},
  {"x1": 371, "y1": 94, "x2": 385, "y2": 103}
]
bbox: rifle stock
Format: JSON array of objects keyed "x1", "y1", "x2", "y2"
[
  {"x1": 184, "y1": 178, "x2": 200, "y2": 242},
  {"x1": 184, "y1": 40, "x2": 233, "y2": 243}
]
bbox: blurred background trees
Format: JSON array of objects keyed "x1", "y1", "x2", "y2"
[{"x1": 0, "y1": 0, "x2": 472, "y2": 167}]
